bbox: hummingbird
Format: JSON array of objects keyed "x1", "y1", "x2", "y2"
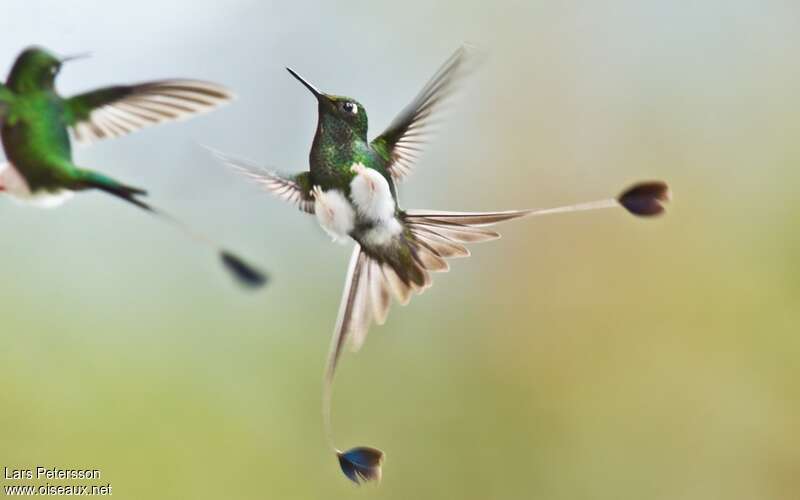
[
  {"x1": 210, "y1": 45, "x2": 670, "y2": 484},
  {"x1": 0, "y1": 46, "x2": 266, "y2": 287}
]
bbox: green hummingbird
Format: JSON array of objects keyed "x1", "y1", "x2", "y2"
[
  {"x1": 211, "y1": 45, "x2": 670, "y2": 484},
  {"x1": 0, "y1": 46, "x2": 266, "y2": 287}
]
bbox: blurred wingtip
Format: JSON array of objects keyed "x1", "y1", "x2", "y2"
[
  {"x1": 337, "y1": 447, "x2": 385, "y2": 485},
  {"x1": 198, "y1": 142, "x2": 226, "y2": 160},
  {"x1": 199, "y1": 144, "x2": 257, "y2": 174},
  {"x1": 454, "y1": 42, "x2": 487, "y2": 71},
  {"x1": 618, "y1": 181, "x2": 671, "y2": 217},
  {"x1": 220, "y1": 252, "x2": 268, "y2": 289}
]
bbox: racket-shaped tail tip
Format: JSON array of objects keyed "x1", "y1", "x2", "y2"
[
  {"x1": 337, "y1": 447, "x2": 385, "y2": 485},
  {"x1": 618, "y1": 181, "x2": 671, "y2": 217},
  {"x1": 220, "y1": 252, "x2": 269, "y2": 289}
]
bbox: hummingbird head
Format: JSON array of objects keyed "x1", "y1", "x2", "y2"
[
  {"x1": 286, "y1": 68, "x2": 368, "y2": 142},
  {"x1": 7, "y1": 46, "x2": 90, "y2": 93}
]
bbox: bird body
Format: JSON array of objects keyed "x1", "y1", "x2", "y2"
[
  {"x1": 0, "y1": 46, "x2": 266, "y2": 287},
  {"x1": 212, "y1": 45, "x2": 670, "y2": 484},
  {"x1": 2, "y1": 87, "x2": 75, "y2": 196},
  {"x1": 2, "y1": 49, "x2": 103, "y2": 196},
  {"x1": 309, "y1": 106, "x2": 404, "y2": 252},
  {"x1": 291, "y1": 80, "x2": 437, "y2": 300}
]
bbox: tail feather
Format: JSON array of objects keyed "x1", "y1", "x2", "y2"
[
  {"x1": 407, "y1": 227, "x2": 470, "y2": 258},
  {"x1": 390, "y1": 210, "x2": 532, "y2": 307},
  {"x1": 380, "y1": 264, "x2": 413, "y2": 306},
  {"x1": 404, "y1": 209, "x2": 533, "y2": 227},
  {"x1": 375, "y1": 243, "x2": 428, "y2": 290},
  {"x1": 337, "y1": 447, "x2": 385, "y2": 484},
  {"x1": 327, "y1": 211, "x2": 529, "y2": 360},
  {"x1": 412, "y1": 242, "x2": 449, "y2": 272},
  {"x1": 339, "y1": 210, "x2": 528, "y2": 356},
  {"x1": 331, "y1": 199, "x2": 662, "y2": 379},
  {"x1": 406, "y1": 220, "x2": 501, "y2": 243},
  {"x1": 220, "y1": 252, "x2": 269, "y2": 288},
  {"x1": 323, "y1": 213, "x2": 520, "y2": 483},
  {"x1": 367, "y1": 260, "x2": 391, "y2": 326},
  {"x1": 79, "y1": 169, "x2": 267, "y2": 289},
  {"x1": 324, "y1": 195, "x2": 669, "y2": 482},
  {"x1": 79, "y1": 170, "x2": 151, "y2": 209}
]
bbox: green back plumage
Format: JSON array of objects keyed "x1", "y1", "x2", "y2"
[
  {"x1": 1, "y1": 45, "x2": 237, "y2": 194},
  {"x1": 0, "y1": 46, "x2": 266, "y2": 288},
  {"x1": 0, "y1": 83, "x2": 13, "y2": 119},
  {"x1": 1, "y1": 47, "x2": 77, "y2": 190}
]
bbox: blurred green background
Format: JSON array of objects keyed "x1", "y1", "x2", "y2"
[{"x1": 2, "y1": 0, "x2": 799, "y2": 498}]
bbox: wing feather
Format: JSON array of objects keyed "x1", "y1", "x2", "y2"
[
  {"x1": 371, "y1": 45, "x2": 476, "y2": 182},
  {"x1": 208, "y1": 148, "x2": 314, "y2": 214},
  {"x1": 65, "y1": 79, "x2": 233, "y2": 144}
]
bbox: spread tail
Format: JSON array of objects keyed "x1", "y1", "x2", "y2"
[
  {"x1": 398, "y1": 180, "x2": 672, "y2": 296},
  {"x1": 79, "y1": 169, "x2": 267, "y2": 288},
  {"x1": 321, "y1": 181, "x2": 671, "y2": 482},
  {"x1": 320, "y1": 216, "x2": 515, "y2": 485}
]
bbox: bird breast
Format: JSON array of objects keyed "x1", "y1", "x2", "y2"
[{"x1": 313, "y1": 165, "x2": 400, "y2": 246}]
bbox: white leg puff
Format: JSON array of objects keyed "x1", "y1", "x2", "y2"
[
  {"x1": 313, "y1": 185, "x2": 356, "y2": 243},
  {"x1": 349, "y1": 163, "x2": 395, "y2": 222},
  {"x1": 0, "y1": 162, "x2": 74, "y2": 208}
]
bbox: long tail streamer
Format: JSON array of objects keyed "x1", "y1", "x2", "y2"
[
  {"x1": 323, "y1": 181, "x2": 670, "y2": 484},
  {"x1": 97, "y1": 185, "x2": 268, "y2": 288}
]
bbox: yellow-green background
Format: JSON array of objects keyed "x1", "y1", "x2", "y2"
[{"x1": 2, "y1": 1, "x2": 798, "y2": 498}]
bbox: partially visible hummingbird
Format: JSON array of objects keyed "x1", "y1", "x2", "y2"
[
  {"x1": 211, "y1": 45, "x2": 670, "y2": 483},
  {"x1": 0, "y1": 46, "x2": 266, "y2": 287}
]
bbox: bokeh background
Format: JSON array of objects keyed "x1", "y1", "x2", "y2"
[{"x1": 2, "y1": 1, "x2": 799, "y2": 498}]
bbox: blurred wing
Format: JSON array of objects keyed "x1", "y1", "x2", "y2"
[
  {"x1": 64, "y1": 80, "x2": 233, "y2": 144},
  {"x1": 371, "y1": 45, "x2": 474, "y2": 182},
  {"x1": 209, "y1": 148, "x2": 314, "y2": 214}
]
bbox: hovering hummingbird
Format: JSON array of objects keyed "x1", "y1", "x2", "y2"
[
  {"x1": 0, "y1": 46, "x2": 266, "y2": 287},
  {"x1": 211, "y1": 45, "x2": 670, "y2": 484}
]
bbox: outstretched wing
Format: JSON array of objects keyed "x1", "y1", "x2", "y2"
[
  {"x1": 64, "y1": 80, "x2": 233, "y2": 144},
  {"x1": 209, "y1": 148, "x2": 315, "y2": 214},
  {"x1": 371, "y1": 45, "x2": 474, "y2": 182}
]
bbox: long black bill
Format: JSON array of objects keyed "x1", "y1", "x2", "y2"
[
  {"x1": 89, "y1": 180, "x2": 268, "y2": 289},
  {"x1": 286, "y1": 67, "x2": 322, "y2": 98},
  {"x1": 60, "y1": 52, "x2": 92, "y2": 63}
]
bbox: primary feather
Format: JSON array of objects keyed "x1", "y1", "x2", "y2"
[
  {"x1": 66, "y1": 80, "x2": 233, "y2": 144},
  {"x1": 209, "y1": 148, "x2": 315, "y2": 214},
  {"x1": 371, "y1": 46, "x2": 476, "y2": 181}
]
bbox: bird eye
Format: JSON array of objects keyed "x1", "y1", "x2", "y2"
[{"x1": 341, "y1": 102, "x2": 358, "y2": 115}]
